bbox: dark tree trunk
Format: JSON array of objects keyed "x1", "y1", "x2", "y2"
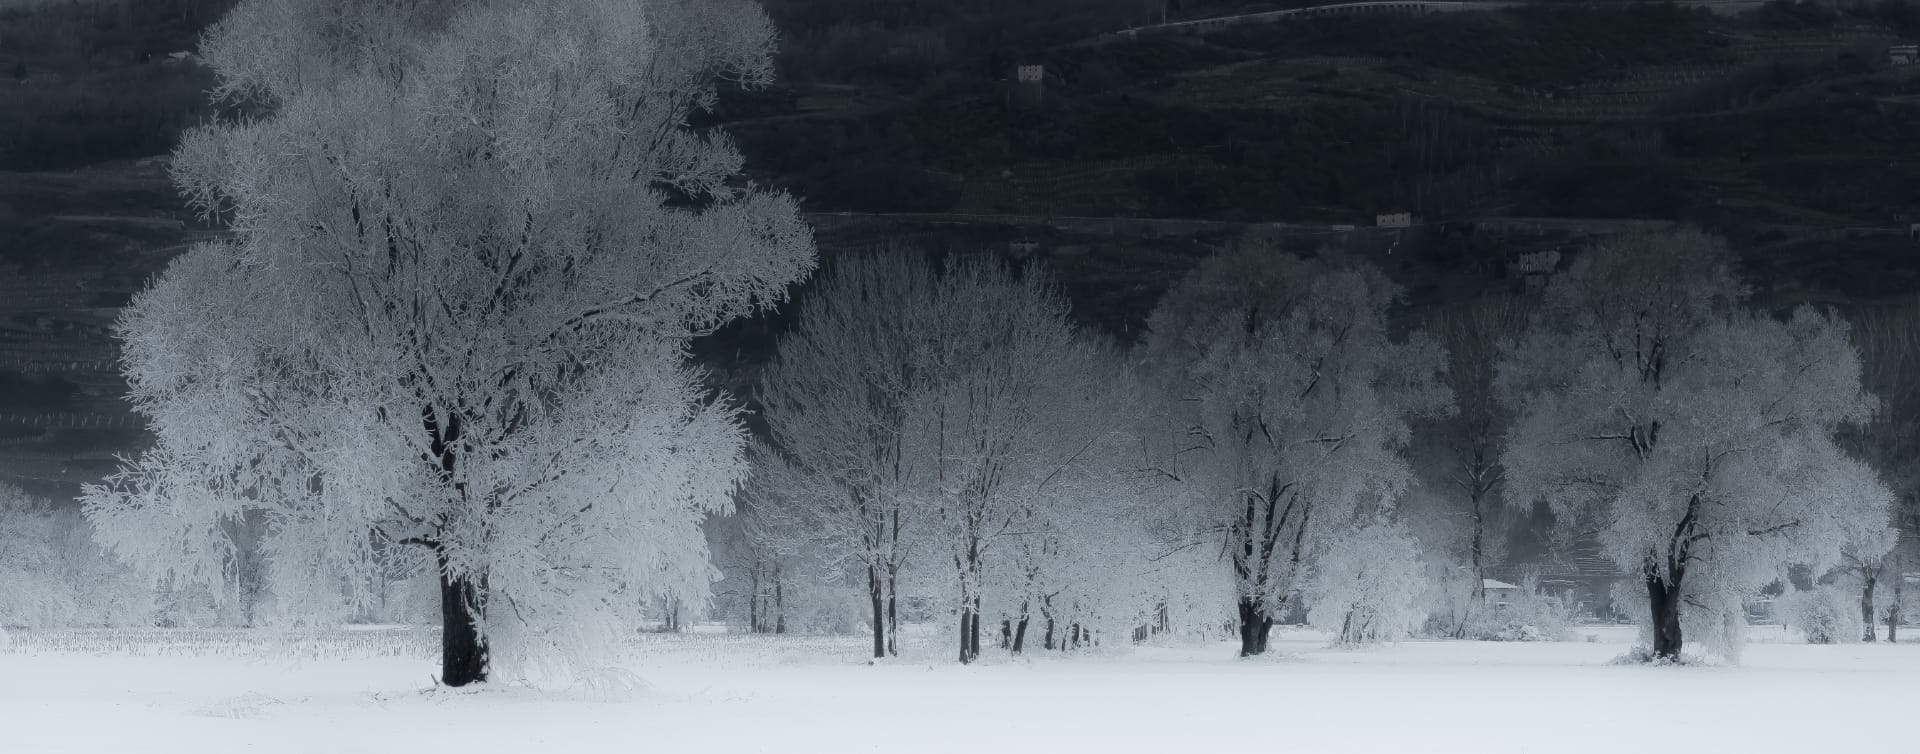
[
  {"x1": 749, "y1": 565, "x2": 760, "y2": 633},
  {"x1": 1000, "y1": 619, "x2": 1012, "y2": 649},
  {"x1": 1861, "y1": 571, "x2": 1878, "y2": 642},
  {"x1": 958, "y1": 606, "x2": 977, "y2": 664},
  {"x1": 437, "y1": 562, "x2": 488, "y2": 687},
  {"x1": 1043, "y1": 616, "x2": 1055, "y2": 650},
  {"x1": 887, "y1": 511, "x2": 901, "y2": 656},
  {"x1": 1237, "y1": 597, "x2": 1273, "y2": 657},
  {"x1": 774, "y1": 565, "x2": 787, "y2": 635},
  {"x1": 1890, "y1": 566, "x2": 1902, "y2": 643},
  {"x1": 1464, "y1": 487, "x2": 1486, "y2": 640},
  {"x1": 1012, "y1": 614, "x2": 1029, "y2": 654},
  {"x1": 1646, "y1": 573, "x2": 1683, "y2": 661},
  {"x1": 868, "y1": 564, "x2": 886, "y2": 660},
  {"x1": 968, "y1": 598, "x2": 982, "y2": 660},
  {"x1": 885, "y1": 569, "x2": 899, "y2": 656}
]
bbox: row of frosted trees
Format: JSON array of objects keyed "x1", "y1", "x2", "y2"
[
  {"x1": 716, "y1": 230, "x2": 1917, "y2": 664},
  {"x1": 61, "y1": 0, "x2": 1919, "y2": 688}
]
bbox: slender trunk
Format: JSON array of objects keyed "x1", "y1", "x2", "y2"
[
  {"x1": 958, "y1": 606, "x2": 976, "y2": 664},
  {"x1": 1013, "y1": 613, "x2": 1029, "y2": 654},
  {"x1": 774, "y1": 564, "x2": 787, "y2": 635},
  {"x1": 437, "y1": 556, "x2": 488, "y2": 687},
  {"x1": 1646, "y1": 572, "x2": 1683, "y2": 661},
  {"x1": 1044, "y1": 616, "x2": 1056, "y2": 650},
  {"x1": 749, "y1": 565, "x2": 760, "y2": 633},
  {"x1": 1890, "y1": 561, "x2": 1902, "y2": 643},
  {"x1": 1862, "y1": 571, "x2": 1878, "y2": 642},
  {"x1": 887, "y1": 509, "x2": 901, "y2": 656},
  {"x1": 868, "y1": 564, "x2": 885, "y2": 660},
  {"x1": 1000, "y1": 619, "x2": 1012, "y2": 649},
  {"x1": 1465, "y1": 487, "x2": 1486, "y2": 639},
  {"x1": 1237, "y1": 596, "x2": 1273, "y2": 656}
]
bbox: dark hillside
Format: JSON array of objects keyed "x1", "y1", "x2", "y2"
[{"x1": 5, "y1": 0, "x2": 1920, "y2": 494}]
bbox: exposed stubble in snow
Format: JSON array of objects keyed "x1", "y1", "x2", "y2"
[{"x1": 0, "y1": 625, "x2": 1911, "y2": 754}]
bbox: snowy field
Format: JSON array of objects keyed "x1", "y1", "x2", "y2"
[{"x1": 1, "y1": 624, "x2": 1912, "y2": 754}]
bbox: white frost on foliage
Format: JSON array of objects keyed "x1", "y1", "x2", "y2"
[
  {"x1": 1304, "y1": 518, "x2": 1427, "y2": 645},
  {"x1": 81, "y1": 0, "x2": 813, "y2": 681},
  {"x1": 1142, "y1": 246, "x2": 1451, "y2": 626},
  {"x1": 1499, "y1": 230, "x2": 1894, "y2": 659}
]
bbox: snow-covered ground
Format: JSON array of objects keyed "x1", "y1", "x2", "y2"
[{"x1": 1, "y1": 624, "x2": 1911, "y2": 753}]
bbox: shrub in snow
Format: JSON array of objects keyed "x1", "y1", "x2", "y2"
[
  {"x1": 1305, "y1": 519, "x2": 1428, "y2": 645},
  {"x1": 1778, "y1": 585, "x2": 1861, "y2": 644},
  {"x1": 0, "y1": 484, "x2": 153, "y2": 629}
]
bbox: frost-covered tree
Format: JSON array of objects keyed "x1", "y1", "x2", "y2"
[
  {"x1": 1498, "y1": 230, "x2": 1894, "y2": 662},
  {"x1": 761, "y1": 253, "x2": 1117, "y2": 663},
  {"x1": 1840, "y1": 298, "x2": 1920, "y2": 640},
  {"x1": 758, "y1": 253, "x2": 939, "y2": 658},
  {"x1": 709, "y1": 441, "x2": 860, "y2": 635},
  {"x1": 985, "y1": 344, "x2": 1154, "y2": 654},
  {"x1": 1409, "y1": 294, "x2": 1530, "y2": 634},
  {"x1": 0, "y1": 484, "x2": 152, "y2": 628},
  {"x1": 913, "y1": 258, "x2": 1106, "y2": 663},
  {"x1": 81, "y1": 0, "x2": 813, "y2": 686},
  {"x1": 1304, "y1": 517, "x2": 1427, "y2": 645},
  {"x1": 1144, "y1": 247, "x2": 1451, "y2": 656}
]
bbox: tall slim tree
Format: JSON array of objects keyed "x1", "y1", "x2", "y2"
[
  {"x1": 1841, "y1": 298, "x2": 1920, "y2": 641},
  {"x1": 758, "y1": 253, "x2": 939, "y2": 659},
  {"x1": 913, "y1": 258, "x2": 1105, "y2": 663},
  {"x1": 1144, "y1": 247, "x2": 1450, "y2": 656},
  {"x1": 82, "y1": 0, "x2": 813, "y2": 686},
  {"x1": 1409, "y1": 294, "x2": 1531, "y2": 635},
  {"x1": 1498, "y1": 230, "x2": 1893, "y2": 662}
]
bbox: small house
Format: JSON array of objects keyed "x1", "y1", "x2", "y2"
[
  {"x1": 1483, "y1": 579, "x2": 1521, "y2": 612},
  {"x1": 1891, "y1": 44, "x2": 1918, "y2": 66}
]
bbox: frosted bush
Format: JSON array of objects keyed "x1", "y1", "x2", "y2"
[
  {"x1": 1305, "y1": 520, "x2": 1429, "y2": 645},
  {"x1": 1778, "y1": 585, "x2": 1860, "y2": 644}
]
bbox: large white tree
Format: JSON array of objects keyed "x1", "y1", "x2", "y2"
[
  {"x1": 1144, "y1": 247, "x2": 1451, "y2": 656},
  {"x1": 82, "y1": 0, "x2": 813, "y2": 686},
  {"x1": 1497, "y1": 230, "x2": 1893, "y2": 662}
]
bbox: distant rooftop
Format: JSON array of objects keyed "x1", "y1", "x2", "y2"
[{"x1": 1483, "y1": 579, "x2": 1520, "y2": 591}]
